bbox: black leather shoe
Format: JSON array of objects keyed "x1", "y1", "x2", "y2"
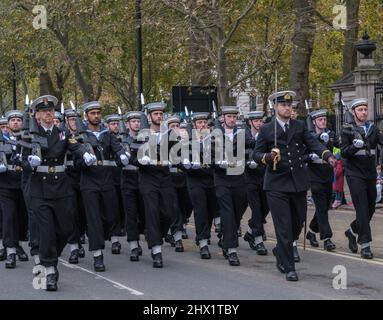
[
  {"x1": 46, "y1": 273, "x2": 58, "y2": 291},
  {"x1": 361, "y1": 247, "x2": 374, "y2": 259},
  {"x1": 255, "y1": 242, "x2": 268, "y2": 256},
  {"x1": 228, "y1": 252, "x2": 240, "y2": 266},
  {"x1": 93, "y1": 255, "x2": 106, "y2": 272},
  {"x1": 345, "y1": 229, "x2": 358, "y2": 253},
  {"x1": 68, "y1": 249, "x2": 79, "y2": 264},
  {"x1": 243, "y1": 232, "x2": 257, "y2": 250},
  {"x1": 80, "y1": 235, "x2": 86, "y2": 244},
  {"x1": 164, "y1": 234, "x2": 175, "y2": 247},
  {"x1": 272, "y1": 247, "x2": 285, "y2": 274},
  {"x1": 324, "y1": 239, "x2": 336, "y2": 252},
  {"x1": 175, "y1": 240, "x2": 184, "y2": 252},
  {"x1": 5, "y1": 254, "x2": 16, "y2": 269},
  {"x1": 54, "y1": 266, "x2": 59, "y2": 282},
  {"x1": 78, "y1": 246, "x2": 85, "y2": 258},
  {"x1": 200, "y1": 246, "x2": 211, "y2": 259},
  {"x1": 137, "y1": 243, "x2": 143, "y2": 256},
  {"x1": 306, "y1": 231, "x2": 319, "y2": 248},
  {"x1": 286, "y1": 271, "x2": 299, "y2": 281},
  {"x1": 16, "y1": 246, "x2": 28, "y2": 261},
  {"x1": 111, "y1": 242, "x2": 121, "y2": 254},
  {"x1": 293, "y1": 245, "x2": 300, "y2": 263},
  {"x1": 130, "y1": 248, "x2": 140, "y2": 261},
  {"x1": 182, "y1": 229, "x2": 188, "y2": 239},
  {"x1": 0, "y1": 248, "x2": 5, "y2": 261},
  {"x1": 152, "y1": 252, "x2": 163, "y2": 268}
]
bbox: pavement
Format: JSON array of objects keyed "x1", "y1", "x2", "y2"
[{"x1": 0, "y1": 206, "x2": 383, "y2": 300}]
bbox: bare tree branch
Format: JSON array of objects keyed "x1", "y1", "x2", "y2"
[{"x1": 224, "y1": 0, "x2": 257, "y2": 46}]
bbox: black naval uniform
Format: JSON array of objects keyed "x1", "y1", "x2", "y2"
[
  {"x1": 24, "y1": 125, "x2": 86, "y2": 270},
  {"x1": 111, "y1": 155, "x2": 125, "y2": 236},
  {"x1": 65, "y1": 149, "x2": 87, "y2": 260},
  {"x1": 306, "y1": 130, "x2": 339, "y2": 242},
  {"x1": 79, "y1": 128, "x2": 126, "y2": 253},
  {"x1": 213, "y1": 127, "x2": 247, "y2": 258},
  {"x1": 254, "y1": 118, "x2": 332, "y2": 275},
  {"x1": 170, "y1": 168, "x2": 193, "y2": 234},
  {"x1": 244, "y1": 128, "x2": 269, "y2": 249},
  {"x1": 184, "y1": 132, "x2": 218, "y2": 256},
  {"x1": 120, "y1": 135, "x2": 145, "y2": 258},
  {"x1": 341, "y1": 122, "x2": 383, "y2": 247},
  {"x1": 131, "y1": 130, "x2": 178, "y2": 255},
  {"x1": 0, "y1": 133, "x2": 28, "y2": 267}
]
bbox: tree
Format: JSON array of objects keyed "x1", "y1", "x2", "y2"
[{"x1": 288, "y1": 0, "x2": 317, "y2": 114}]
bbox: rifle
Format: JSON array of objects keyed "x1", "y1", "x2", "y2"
[
  {"x1": 117, "y1": 106, "x2": 131, "y2": 155},
  {"x1": 0, "y1": 132, "x2": 7, "y2": 165},
  {"x1": 74, "y1": 110, "x2": 96, "y2": 156},
  {"x1": 140, "y1": 94, "x2": 150, "y2": 129},
  {"x1": 3, "y1": 138, "x2": 47, "y2": 150},
  {"x1": 184, "y1": 106, "x2": 193, "y2": 137},
  {"x1": 305, "y1": 100, "x2": 315, "y2": 132},
  {"x1": 212, "y1": 100, "x2": 223, "y2": 131}
]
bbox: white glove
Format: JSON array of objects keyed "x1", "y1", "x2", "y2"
[
  {"x1": 191, "y1": 162, "x2": 201, "y2": 170},
  {"x1": 28, "y1": 155, "x2": 41, "y2": 168},
  {"x1": 219, "y1": 160, "x2": 229, "y2": 169},
  {"x1": 120, "y1": 153, "x2": 130, "y2": 166},
  {"x1": 320, "y1": 132, "x2": 329, "y2": 144},
  {"x1": 309, "y1": 153, "x2": 320, "y2": 161},
  {"x1": 353, "y1": 139, "x2": 364, "y2": 149},
  {"x1": 0, "y1": 163, "x2": 7, "y2": 173},
  {"x1": 139, "y1": 155, "x2": 151, "y2": 165},
  {"x1": 83, "y1": 152, "x2": 97, "y2": 166},
  {"x1": 182, "y1": 158, "x2": 191, "y2": 169},
  {"x1": 248, "y1": 160, "x2": 258, "y2": 169}
]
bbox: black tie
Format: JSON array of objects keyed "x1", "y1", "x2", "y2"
[
  {"x1": 284, "y1": 123, "x2": 289, "y2": 136},
  {"x1": 46, "y1": 129, "x2": 52, "y2": 136}
]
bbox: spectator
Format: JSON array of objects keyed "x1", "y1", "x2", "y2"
[
  {"x1": 376, "y1": 165, "x2": 382, "y2": 203},
  {"x1": 332, "y1": 152, "x2": 344, "y2": 209}
]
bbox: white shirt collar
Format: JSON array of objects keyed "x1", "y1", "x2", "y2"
[
  {"x1": 276, "y1": 117, "x2": 290, "y2": 132},
  {"x1": 41, "y1": 125, "x2": 54, "y2": 132}
]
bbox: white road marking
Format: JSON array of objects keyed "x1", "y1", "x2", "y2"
[
  {"x1": 266, "y1": 237, "x2": 383, "y2": 267},
  {"x1": 188, "y1": 223, "x2": 383, "y2": 266},
  {"x1": 59, "y1": 258, "x2": 144, "y2": 296}
]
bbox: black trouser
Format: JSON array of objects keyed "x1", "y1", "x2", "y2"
[
  {"x1": 189, "y1": 186, "x2": 217, "y2": 242},
  {"x1": 215, "y1": 185, "x2": 248, "y2": 249},
  {"x1": 82, "y1": 189, "x2": 121, "y2": 251},
  {"x1": 176, "y1": 186, "x2": 193, "y2": 225},
  {"x1": 309, "y1": 182, "x2": 333, "y2": 240},
  {"x1": 347, "y1": 177, "x2": 376, "y2": 244},
  {"x1": 267, "y1": 191, "x2": 307, "y2": 273},
  {"x1": 247, "y1": 183, "x2": 269, "y2": 237},
  {"x1": 68, "y1": 184, "x2": 87, "y2": 245},
  {"x1": 0, "y1": 189, "x2": 26, "y2": 248},
  {"x1": 31, "y1": 197, "x2": 74, "y2": 267},
  {"x1": 140, "y1": 186, "x2": 176, "y2": 249},
  {"x1": 115, "y1": 185, "x2": 125, "y2": 234},
  {"x1": 122, "y1": 188, "x2": 145, "y2": 242},
  {"x1": 23, "y1": 188, "x2": 39, "y2": 256},
  {"x1": 169, "y1": 190, "x2": 185, "y2": 236}
]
